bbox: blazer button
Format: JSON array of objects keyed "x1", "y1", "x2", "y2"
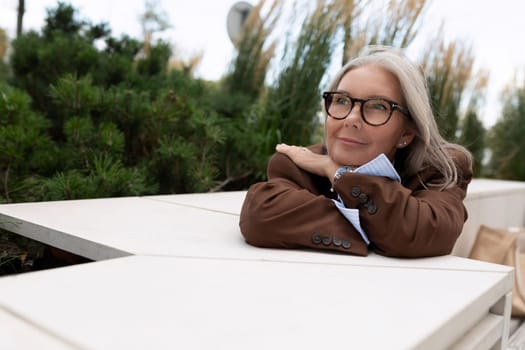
[
  {"x1": 333, "y1": 236, "x2": 342, "y2": 247},
  {"x1": 342, "y1": 240, "x2": 352, "y2": 249},
  {"x1": 351, "y1": 187, "x2": 361, "y2": 197},
  {"x1": 358, "y1": 193, "x2": 369, "y2": 204},
  {"x1": 312, "y1": 233, "x2": 322, "y2": 244},
  {"x1": 322, "y1": 235, "x2": 332, "y2": 246},
  {"x1": 367, "y1": 201, "x2": 378, "y2": 214}
]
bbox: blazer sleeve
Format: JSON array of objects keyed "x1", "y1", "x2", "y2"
[
  {"x1": 332, "y1": 151, "x2": 473, "y2": 258},
  {"x1": 239, "y1": 152, "x2": 369, "y2": 256}
]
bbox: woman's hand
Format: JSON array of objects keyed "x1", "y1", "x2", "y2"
[{"x1": 275, "y1": 143, "x2": 341, "y2": 182}]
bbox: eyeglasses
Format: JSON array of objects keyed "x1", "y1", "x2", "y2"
[{"x1": 322, "y1": 91, "x2": 410, "y2": 126}]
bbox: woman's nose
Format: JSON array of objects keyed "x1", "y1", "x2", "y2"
[{"x1": 343, "y1": 103, "x2": 363, "y2": 128}]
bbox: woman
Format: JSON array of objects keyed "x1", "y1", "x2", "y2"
[{"x1": 239, "y1": 46, "x2": 472, "y2": 258}]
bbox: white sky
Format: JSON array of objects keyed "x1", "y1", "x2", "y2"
[{"x1": 1, "y1": 0, "x2": 524, "y2": 128}]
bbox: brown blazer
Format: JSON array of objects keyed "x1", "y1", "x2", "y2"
[{"x1": 239, "y1": 144, "x2": 473, "y2": 258}]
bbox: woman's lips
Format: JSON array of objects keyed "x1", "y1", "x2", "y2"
[{"x1": 338, "y1": 137, "x2": 367, "y2": 146}]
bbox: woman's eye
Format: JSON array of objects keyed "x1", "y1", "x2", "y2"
[
  {"x1": 335, "y1": 97, "x2": 350, "y2": 105},
  {"x1": 367, "y1": 101, "x2": 389, "y2": 111}
]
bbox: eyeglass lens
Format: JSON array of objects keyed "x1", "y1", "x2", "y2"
[{"x1": 326, "y1": 93, "x2": 393, "y2": 125}]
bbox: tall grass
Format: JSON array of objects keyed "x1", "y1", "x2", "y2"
[
  {"x1": 343, "y1": 0, "x2": 430, "y2": 62},
  {"x1": 256, "y1": 0, "x2": 346, "y2": 158},
  {"x1": 421, "y1": 32, "x2": 477, "y2": 141},
  {"x1": 223, "y1": 0, "x2": 282, "y2": 102}
]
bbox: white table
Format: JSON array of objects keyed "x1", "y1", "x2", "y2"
[
  {"x1": 0, "y1": 307, "x2": 74, "y2": 350},
  {"x1": 0, "y1": 194, "x2": 515, "y2": 271},
  {"x1": 0, "y1": 196, "x2": 240, "y2": 261},
  {"x1": 0, "y1": 255, "x2": 513, "y2": 350},
  {"x1": 147, "y1": 190, "x2": 247, "y2": 215},
  {"x1": 0, "y1": 190, "x2": 515, "y2": 349}
]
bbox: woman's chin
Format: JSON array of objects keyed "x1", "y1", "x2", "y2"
[{"x1": 330, "y1": 153, "x2": 365, "y2": 168}]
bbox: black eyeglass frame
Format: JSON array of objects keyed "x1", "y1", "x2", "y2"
[{"x1": 322, "y1": 91, "x2": 411, "y2": 126}]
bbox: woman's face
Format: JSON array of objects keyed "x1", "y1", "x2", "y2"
[{"x1": 325, "y1": 64, "x2": 414, "y2": 167}]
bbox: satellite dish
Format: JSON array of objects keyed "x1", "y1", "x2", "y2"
[{"x1": 226, "y1": 1, "x2": 253, "y2": 46}]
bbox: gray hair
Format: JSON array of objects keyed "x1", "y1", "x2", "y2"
[{"x1": 324, "y1": 46, "x2": 472, "y2": 189}]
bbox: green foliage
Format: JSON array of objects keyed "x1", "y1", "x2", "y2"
[
  {"x1": 95, "y1": 35, "x2": 142, "y2": 86},
  {"x1": 0, "y1": 83, "x2": 55, "y2": 202},
  {"x1": 256, "y1": 1, "x2": 339, "y2": 164},
  {"x1": 41, "y1": 156, "x2": 150, "y2": 200},
  {"x1": 11, "y1": 2, "x2": 156, "y2": 121},
  {"x1": 0, "y1": 27, "x2": 9, "y2": 81},
  {"x1": 1, "y1": 2, "x2": 232, "y2": 201},
  {"x1": 487, "y1": 82, "x2": 525, "y2": 180},
  {"x1": 144, "y1": 81, "x2": 226, "y2": 193},
  {"x1": 135, "y1": 40, "x2": 171, "y2": 77},
  {"x1": 50, "y1": 74, "x2": 101, "y2": 118},
  {"x1": 11, "y1": 30, "x2": 101, "y2": 136},
  {"x1": 421, "y1": 39, "x2": 475, "y2": 141},
  {"x1": 458, "y1": 109, "x2": 485, "y2": 176},
  {"x1": 43, "y1": 2, "x2": 85, "y2": 38}
]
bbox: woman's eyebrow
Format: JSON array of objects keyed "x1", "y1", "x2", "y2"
[{"x1": 333, "y1": 90, "x2": 400, "y2": 102}]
